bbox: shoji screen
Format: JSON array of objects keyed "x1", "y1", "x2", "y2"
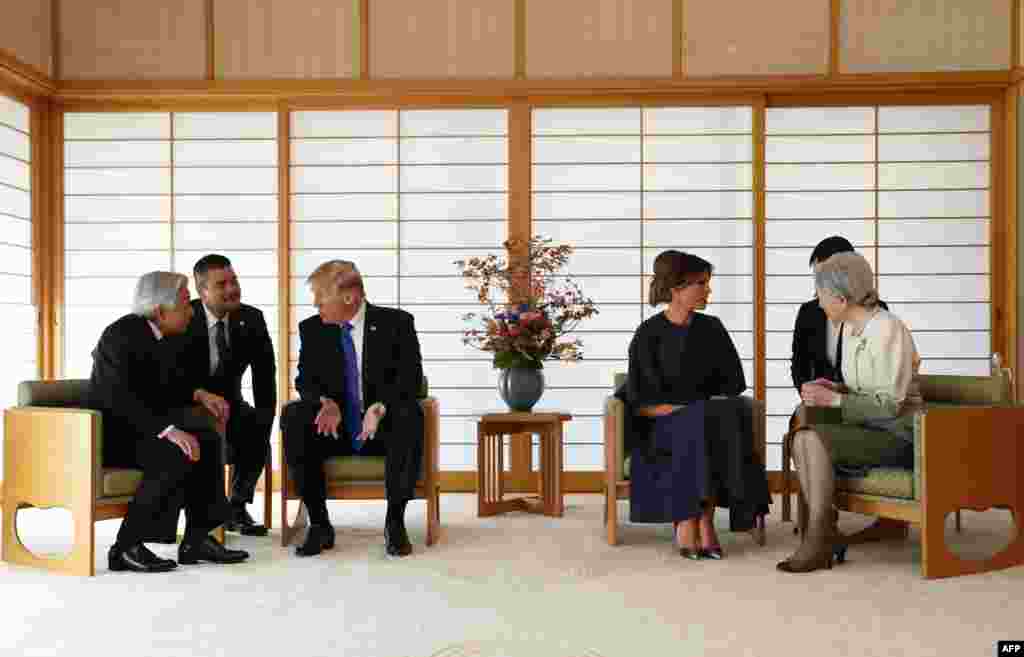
[
  {"x1": 764, "y1": 105, "x2": 991, "y2": 467},
  {"x1": 0, "y1": 95, "x2": 36, "y2": 461},
  {"x1": 64, "y1": 112, "x2": 280, "y2": 408},
  {"x1": 876, "y1": 105, "x2": 991, "y2": 377},
  {"x1": 171, "y1": 112, "x2": 279, "y2": 411},
  {"x1": 64, "y1": 113, "x2": 172, "y2": 379},
  {"x1": 290, "y1": 109, "x2": 506, "y2": 471},
  {"x1": 533, "y1": 107, "x2": 755, "y2": 471},
  {"x1": 398, "y1": 110, "x2": 507, "y2": 470}
]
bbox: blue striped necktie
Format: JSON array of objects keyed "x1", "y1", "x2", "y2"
[{"x1": 339, "y1": 321, "x2": 363, "y2": 451}]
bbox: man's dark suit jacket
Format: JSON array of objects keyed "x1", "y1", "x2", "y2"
[
  {"x1": 790, "y1": 297, "x2": 888, "y2": 390},
  {"x1": 184, "y1": 299, "x2": 276, "y2": 419},
  {"x1": 294, "y1": 303, "x2": 424, "y2": 430},
  {"x1": 88, "y1": 314, "x2": 197, "y2": 467}
]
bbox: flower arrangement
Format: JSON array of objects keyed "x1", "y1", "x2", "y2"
[{"x1": 454, "y1": 237, "x2": 599, "y2": 370}]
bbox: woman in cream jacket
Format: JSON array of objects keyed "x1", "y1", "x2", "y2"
[{"x1": 778, "y1": 252, "x2": 920, "y2": 574}]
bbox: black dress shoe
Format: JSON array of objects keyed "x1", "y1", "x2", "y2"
[
  {"x1": 178, "y1": 536, "x2": 250, "y2": 565},
  {"x1": 109, "y1": 544, "x2": 178, "y2": 573},
  {"x1": 384, "y1": 520, "x2": 412, "y2": 558},
  {"x1": 296, "y1": 524, "x2": 335, "y2": 557},
  {"x1": 225, "y1": 504, "x2": 269, "y2": 537}
]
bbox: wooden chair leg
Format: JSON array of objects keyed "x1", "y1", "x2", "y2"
[
  {"x1": 781, "y1": 433, "x2": 792, "y2": 523},
  {"x1": 426, "y1": 486, "x2": 439, "y2": 547},
  {"x1": 263, "y1": 452, "x2": 273, "y2": 530},
  {"x1": 281, "y1": 496, "x2": 308, "y2": 548},
  {"x1": 606, "y1": 484, "x2": 619, "y2": 546}
]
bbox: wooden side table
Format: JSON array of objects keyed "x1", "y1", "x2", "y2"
[{"x1": 477, "y1": 411, "x2": 572, "y2": 517}]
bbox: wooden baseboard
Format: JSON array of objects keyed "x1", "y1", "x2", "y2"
[{"x1": 254, "y1": 470, "x2": 799, "y2": 495}]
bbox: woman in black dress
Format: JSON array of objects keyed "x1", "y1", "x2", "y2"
[{"x1": 622, "y1": 250, "x2": 770, "y2": 559}]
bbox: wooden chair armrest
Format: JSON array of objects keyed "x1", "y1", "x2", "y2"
[
  {"x1": 3, "y1": 407, "x2": 102, "y2": 509},
  {"x1": 604, "y1": 396, "x2": 625, "y2": 484}
]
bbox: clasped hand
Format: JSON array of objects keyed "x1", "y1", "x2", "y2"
[
  {"x1": 800, "y1": 378, "x2": 844, "y2": 407},
  {"x1": 315, "y1": 397, "x2": 385, "y2": 443},
  {"x1": 195, "y1": 389, "x2": 230, "y2": 425}
]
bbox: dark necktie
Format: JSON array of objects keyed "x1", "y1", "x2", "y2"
[
  {"x1": 215, "y1": 319, "x2": 231, "y2": 377},
  {"x1": 339, "y1": 321, "x2": 363, "y2": 451}
]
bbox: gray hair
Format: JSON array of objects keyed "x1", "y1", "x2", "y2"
[
  {"x1": 814, "y1": 252, "x2": 879, "y2": 309},
  {"x1": 132, "y1": 271, "x2": 189, "y2": 319}
]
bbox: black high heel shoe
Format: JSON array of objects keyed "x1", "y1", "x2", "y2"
[{"x1": 833, "y1": 543, "x2": 848, "y2": 565}]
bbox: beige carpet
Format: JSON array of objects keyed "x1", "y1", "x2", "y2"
[{"x1": 1, "y1": 494, "x2": 1021, "y2": 657}]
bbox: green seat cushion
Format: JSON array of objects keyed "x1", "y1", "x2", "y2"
[
  {"x1": 101, "y1": 468, "x2": 143, "y2": 498},
  {"x1": 324, "y1": 456, "x2": 387, "y2": 481},
  {"x1": 837, "y1": 467, "x2": 914, "y2": 499}
]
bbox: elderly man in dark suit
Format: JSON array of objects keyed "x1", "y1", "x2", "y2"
[
  {"x1": 89, "y1": 271, "x2": 249, "y2": 573},
  {"x1": 185, "y1": 254, "x2": 277, "y2": 536},
  {"x1": 281, "y1": 260, "x2": 424, "y2": 558}
]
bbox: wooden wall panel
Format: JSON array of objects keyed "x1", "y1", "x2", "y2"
[
  {"x1": 685, "y1": 0, "x2": 829, "y2": 76},
  {"x1": 525, "y1": 0, "x2": 673, "y2": 78},
  {"x1": 215, "y1": 0, "x2": 357, "y2": 79},
  {"x1": 60, "y1": 0, "x2": 206, "y2": 79},
  {"x1": 841, "y1": 0, "x2": 1012, "y2": 73},
  {"x1": 370, "y1": 0, "x2": 513, "y2": 78},
  {"x1": 0, "y1": 0, "x2": 52, "y2": 77},
  {"x1": 1018, "y1": 88, "x2": 1024, "y2": 399}
]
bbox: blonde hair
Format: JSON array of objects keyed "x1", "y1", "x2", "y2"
[
  {"x1": 306, "y1": 260, "x2": 365, "y2": 302},
  {"x1": 814, "y1": 252, "x2": 879, "y2": 309}
]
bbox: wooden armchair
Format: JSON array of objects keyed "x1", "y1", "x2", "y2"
[
  {"x1": 785, "y1": 367, "x2": 1024, "y2": 578},
  {"x1": 279, "y1": 386, "x2": 441, "y2": 548},
  {"x1": 1, "y1": 379, "x2": 258, "y2": 576},
  {"x1": 603, "y1": 373, "x2": 767, "y2": 546},
  {"x1": 3, "y1": 380, "x2": 107, "y2": 575}
]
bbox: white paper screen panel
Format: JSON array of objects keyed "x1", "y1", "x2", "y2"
[
  {"x1": 0, "y1": 94, "x2": 36, "y2": 468},
  {"x1": 172, "y1": 113, "x2": 279, "y2": 422},
  {"x1": 533, "y1": 107, "x2": 754, "y2": 471},
  {"x1": 289, "y1": 109, "x2": 508, "y2": 470},
  {"x1": 763, "y1": 104, "x2": 992, "y2": 452},
  {"x1": 63, "y1": 113, "x2": 172, "y2": 379},
  {"x1": 62, "y1": 112, "x2": 282, "y2": 459}
]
